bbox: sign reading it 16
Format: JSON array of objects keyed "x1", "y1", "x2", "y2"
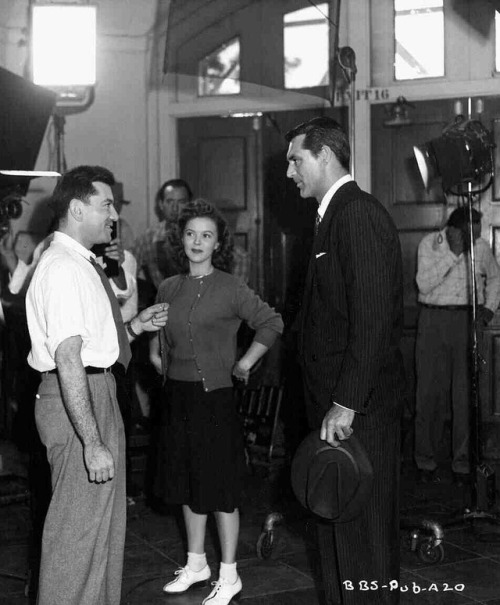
[{"x1": 333, "y1": 88, "x2": 391, "y2": 105}]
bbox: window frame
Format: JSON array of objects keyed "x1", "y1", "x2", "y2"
[
  {"x1": 282, "y1": 2, "x2": 330, "y2": 92},
  {"x1": 197, "y1": 35, "x2": 242, "y2": 98},
  {"x1": 392, "y1": 0, "x2": 446, "y2": 82}
]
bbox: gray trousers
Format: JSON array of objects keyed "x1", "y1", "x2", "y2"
[
  {"x1": 414, "y1": 306, "x2": 472, "y2": 474},
  {"x1": 35, "y1": 372, "x2": 126, "y2": 605}
]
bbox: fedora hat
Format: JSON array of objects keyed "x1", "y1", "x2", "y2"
[{"x1": 291, "y1": 430, "x2": 373, "y2": 522}]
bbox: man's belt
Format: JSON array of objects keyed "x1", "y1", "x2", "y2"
[
  {"x1": 421, "y1": 303, "x2": 471, "y2": 311},
  {"x1": 44, "y1": 366, "x2": 111, "y2": 375}
]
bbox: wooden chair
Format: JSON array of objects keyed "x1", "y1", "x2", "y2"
[{"x1": 235, "y1": 383, "x2": 285, "y2": 470}]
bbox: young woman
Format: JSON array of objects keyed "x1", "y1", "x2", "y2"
[{"x1": 151, "y1": 199, "x2": 283, "y2": 605}]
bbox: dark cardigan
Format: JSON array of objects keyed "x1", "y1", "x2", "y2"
[{"x1": 156, "y1": 269, "x2": 283, "y2": 392}]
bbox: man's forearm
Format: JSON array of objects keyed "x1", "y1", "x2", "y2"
[{"x1": 55, "y1": 338, "x2": 102, "y2": 447}]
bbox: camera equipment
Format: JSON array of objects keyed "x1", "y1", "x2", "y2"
[
  {"x1": 0, "y1": 67, "x2": 57, "y2": 238},
  {"x1": 0, "y1": 188, "x2": 24, "y2": 237}
]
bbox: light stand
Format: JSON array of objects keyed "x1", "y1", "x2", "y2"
[
  {"x1": 452, "y1": 186, "x2": 499, "y2": 528},
  {"x1": 337, "y1": 46, "x2": 357, "y2": 179},
  {"x1": 414, "y1": 105, "x2": 500, "y2": 536},
  {"x1": 53, "y1": 113, "x2": 67, "y2": 174},
  {"x1": 31, "y1": 3, "x2": 97, "y2": 175}
]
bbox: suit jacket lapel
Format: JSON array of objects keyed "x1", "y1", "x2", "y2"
[
  {"x1": 300, "y1": 181, "x2": 359, "y2": 351},
  {"x1": 314, "y1": 181, "x2": 357, "y2": 253},
  {"x1": 300, "y1": 190, "x2": 337, "y2": 347}
]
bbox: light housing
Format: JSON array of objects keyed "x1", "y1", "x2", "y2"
[
  {"x1": 413, "y1": 116, "x2": 494, "y2": 192},
  {"x1": 31, "y1": 4, "x2": 96, "y2": 110}
]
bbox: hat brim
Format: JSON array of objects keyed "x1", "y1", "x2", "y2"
[{"x1": 291, "y1": 430, "x2": 373, "y2": 522}]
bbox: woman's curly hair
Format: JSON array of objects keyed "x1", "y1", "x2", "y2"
[{"x1": 168, "y1": 199, "x2": 234, "y2": 273}]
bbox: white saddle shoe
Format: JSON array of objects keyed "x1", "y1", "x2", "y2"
[
  {"x1": 202, "y1": 575, "x2": 242, "y2": 605},
  {"x1": 162, "y1": 564, "x2": 211, "y2": 593}
]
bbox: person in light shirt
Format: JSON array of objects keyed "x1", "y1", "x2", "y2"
[
  {"x1": 25, "y1": 165, "x2": 168, "y2": 605},
  {"x1": 414, "y1": 206, "x2": 500, "y2": 486}
]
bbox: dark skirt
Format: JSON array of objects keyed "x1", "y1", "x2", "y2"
[{"x1": 154, "y1": 379, "x2": 247, "y2": 514}]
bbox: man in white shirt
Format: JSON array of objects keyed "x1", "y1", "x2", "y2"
[
  {"x1": 414, "y1": 206, "x2": 500, "y2": 485},
  {"x1": 0, "y1": 222, "x2": 137, "y2": 320},
  {"x1": 26, "y1": 165, "x2": 168, "y2": 605}
]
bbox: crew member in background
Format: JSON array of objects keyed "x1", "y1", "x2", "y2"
[
  {"x1": 133, "y1": 178, "x2": 192, "y2": 307},
  {"x1": 414, "y1": 206, "x2": 500, "y2": 485}
]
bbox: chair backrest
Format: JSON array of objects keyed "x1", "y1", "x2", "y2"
[{"x1": 235, "y1": 384, "x2": 284, "y2": 462}]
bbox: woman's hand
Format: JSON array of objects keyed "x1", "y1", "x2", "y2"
[{"x1": 232, "y1": 360, "x2": 250, "y2": 385}]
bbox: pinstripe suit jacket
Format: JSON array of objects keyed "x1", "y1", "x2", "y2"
[{"x1": 299, "y1": 181, "x2": 405, "y2": 430}]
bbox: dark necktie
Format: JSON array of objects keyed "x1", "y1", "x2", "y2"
[
  {"x1": 90, "y1": 257, "x2": 132, "y2": 371},
  {"x1": 315, "y1": 212, "x2": 321, "y2": 236}
]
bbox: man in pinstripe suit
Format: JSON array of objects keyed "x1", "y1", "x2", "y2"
[{"x1": 286, "y1": 117, "x2": 405, "y2": 604}]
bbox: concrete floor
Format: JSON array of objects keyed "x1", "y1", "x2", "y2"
[{"x1": 2, "y1": 449, "x2": 500, "y2": 604}]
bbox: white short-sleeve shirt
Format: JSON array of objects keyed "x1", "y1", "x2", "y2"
[{"x1": 26, "y1": 231, "x2": 119, "y2": 372}]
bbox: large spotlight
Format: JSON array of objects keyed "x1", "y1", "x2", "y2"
[
  {"x1": 32, "y1": 4, "x2": 96, "y2": 110},
  {"x1": 413, "y1": 116, "x2": 494, "y2": 192}
]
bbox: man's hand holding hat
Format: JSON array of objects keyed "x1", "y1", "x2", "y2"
[{"x1": 320, "y1": 403, "x2": 355, "y2": 447}]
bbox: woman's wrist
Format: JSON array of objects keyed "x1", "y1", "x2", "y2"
[{"x1": 236, "y1": 358, "x2": 252, "y2": 372}]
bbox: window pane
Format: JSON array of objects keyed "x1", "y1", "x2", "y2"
[
  {"x1": 394, "y1": 0, "x2": 444, "y2": 80},
  {"x1": 284, "y1": 3, "x2": 329, "y2": 89},
  {"x1": 496, "y1": 11, "x2": 500, "y2": 72},
  {"x1": 198, "y1": 38, "x2": 240, "y2": 96}
]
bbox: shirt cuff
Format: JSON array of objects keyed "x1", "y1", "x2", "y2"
[{"x1": 332, "y1": 401, "x2": 356, "y2": 413}]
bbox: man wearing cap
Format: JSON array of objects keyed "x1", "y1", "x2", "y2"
[
  {"x1": 286, "y1": 116, "x2": 405, "y2": 605},
  {"x1": 414, "y1": 207, "x2": 500, "y2": 486},
  {"x1": 25, "y1": 165, "x2": 169, "y2": 605}
]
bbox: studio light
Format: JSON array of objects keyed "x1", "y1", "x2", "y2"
[
  {"x1": 413, "y1": 116, "x2": 494, "y2": 193},
  {"x1": 31, "y1": 4, "x2": 96, "y2": 109}
]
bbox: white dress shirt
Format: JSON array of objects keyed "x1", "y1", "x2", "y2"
[
  {"x1": 26, "y1": 231, "x2": 120, "y2": 372},
  {"x1": 316, "y1": 173, "x2": 354, "y2": 414},
  {"x1": 10, "y1": 233, "x2": 138, "y2": 321},
  {"x1": 317, "y1": 174, "x2": 353, "y2": 221}
]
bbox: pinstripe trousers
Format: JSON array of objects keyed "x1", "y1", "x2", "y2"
[
  {"x1": 315, "y1": 420, "x2": 401, "y2": 604},
  {"x1": 34, "y1": 372, "x2": 126, "y2": 605}
]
